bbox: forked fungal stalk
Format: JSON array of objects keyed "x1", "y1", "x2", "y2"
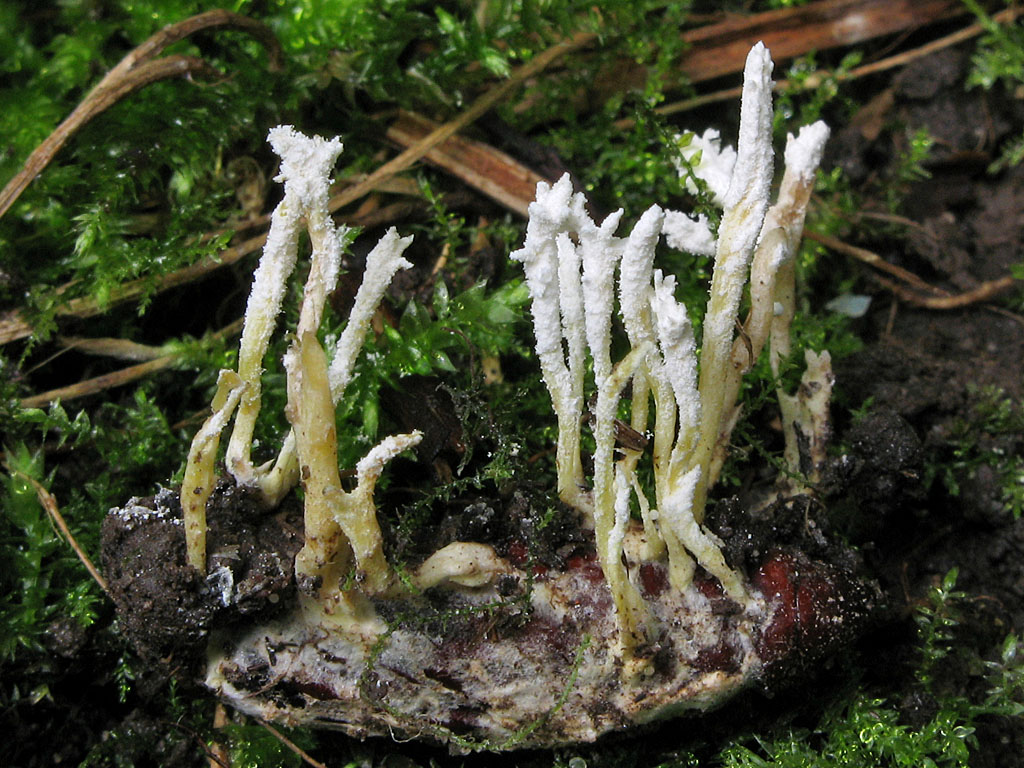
[
  {"x1": 181, "y1": 126, "x2": 420, "y2": 593},
  {"x1": 514, "y1": 42, "x2": 830, "y2": 652},
  {"x1": 710, "y1": 121, "x2": 832, "y2": 487},
  {"x1": 223, "y1": 127, "x2": 347, "y2": 489}
]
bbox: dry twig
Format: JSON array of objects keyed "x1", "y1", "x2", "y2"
[
  {"x1": 20, "y1": 357, "x2": 179, "y2": 409},
  {"x1": 0, "y1": 10, "x2": 282, "y2": 221},
  {"x1": 257, "y1": 720, "x2": 328, "y2": 768},
  {"x1": 809, "y1": 231, "x2": 1020, "y2": 310},
  {"x1": 386, "y1": 110, "x2": 546, "y2": 216},
  {"x1": 208, "y1": 704, "x2": 231, "y2": 768},
  {"x1": 9, "y1": 468, "x2": 109, "y2": 595},
  {"x1": 877, "y1": 273, "x2": 1019, "y2": 309},
  {"x1": 20, "y1": 319, "x2": 243, "y2": 408},
  {"x1": 645, "y1": 5, "x2": 1022, "y2": 121},
  {"x1": 58, "y1": 336, "x2": 169, "y2": 362},
  {"x1": 805, "y1": 230, "x2": 946, "y2": 295}
]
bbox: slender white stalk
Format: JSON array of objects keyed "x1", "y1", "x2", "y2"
[
  {"x1": 618, "y1": 205, "x2": 662, "y2": 354},
  {"x1": 765, "y1": 121, "x2": 830, "y2": 381},
  {"x1": 650, "y1": 270, "x2": 700, "y2": 458},
  {"x1": 261, "y1": 227, "x2": 413, "y2": 505},
  {"x1": 619, "y1": 207, "x2": 679, "y2": 540},
  {"x1": 692, "y1": 42, "x2": 775, "y2": 523},
  {"x1": 224, "y1": 195, "x2": 300, "y2": 484},
  {"x1": 182, "y1": 126, "x2": 420, "y2": 611},
  {"x1": 225, "y1": 126, "x2": 345, "y2": 485},
  {"x1": 342, "y1": 429, "x2": 423, "y2": 594},
  {"x1": 580, "y1": 210, "x2": 624, "y2": 383},
  {"x1": 710, "y1": 122, "x2": 831, "y2": 487},
  {"x1": 327, "y1": 228, "x2": 414, "y2": 400},
  {"x1": 705, "y1": 227, "x2": 786, "y2": 488},
  {"x1": 592, "y1": 345, "x2": 651, "y2": 647},
  {"x1": 555, "y1": 232, "x2": 586, "y2": 436},
  {"x1": 511, "y1": 176, "x2": 590, "y2": 507}
]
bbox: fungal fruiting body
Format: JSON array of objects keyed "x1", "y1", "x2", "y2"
[{"x1": 102, "y1": 43, "x2": 871, "y2": 752}]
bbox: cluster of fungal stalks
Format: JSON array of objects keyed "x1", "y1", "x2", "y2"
[
  {"x1": 180, "y1": 42, "x2": 831, "y2": 667},
  {"x1": 512, "y1": 42, "x2": 830, "y2": 656},
  {"x1": 98, "y1": 42, "x2": 883, "y2": 751},
  {"x1": 180, "y1": 126, "x2": 423, "y2": 616},
  {"x1": 181, "y1": 126, "x2": 515, "y2": 622}
]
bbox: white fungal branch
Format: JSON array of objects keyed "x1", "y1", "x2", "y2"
[
  {"x1": 515, "y1": 42, "x2": 830, "y2": 655},
  {"x1": 328, "y1": 228, "x2": 414, "y2": 400},
  {"x1": 225, "y1": 127, "x2": 346, "y2": 487},
  {"x1": 180, "y1": 126, "x2": 417, "y2": 600},
  {"x1": 708, "y1": 121, "x2": 831, "y2": 487},
  {"x1": 691, "y1": 42, "x2": 775, "y2": 523},
  {"x1": 764, "y1": 121, "x2": 831, "y2": 379},
  {"x1": 511, "y1": 176, "x2": 597, "y2": 513}
]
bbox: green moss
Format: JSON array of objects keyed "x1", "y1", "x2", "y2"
[
  {"x1": 222, "y1": 721, "x2": 318, "y2": 768},
  {"x1": 719, "y1": 571, "x2": 1023, "y2": 768},
  {"x1": 929, "y1": 386, "x2": 1024, "y2": 520}
]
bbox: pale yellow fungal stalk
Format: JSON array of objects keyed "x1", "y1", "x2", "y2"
[
  {"x1": 224, "y1": 127, "x2": 347, "y2": 489},
  {"x1": 180, "y1": 126, "x2": 419, "y2": 595},
  {"x1": 287, "y1": 330, "x2": 422, "y2": 605},
  {"x1": 709, "y1": 121, "x2": 831, "y2": 487},
  {"x1": 181, "y1": 370, "x2": 245, "y2": 573}
]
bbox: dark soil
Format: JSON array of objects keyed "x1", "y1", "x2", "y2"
[{"x1": 100, "y1": 482, "x2": 304, "y2": 669}]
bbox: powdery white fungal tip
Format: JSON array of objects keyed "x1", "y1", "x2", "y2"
[
  {"x1": 356, "y1": 430, "x2": 423, "y2": 487},
  {"x1": 528, "y1": 173, "x2": 578, "y2": 226},
  {"x1": 327, "y1": 227, "x2": 414, "y2": 401},
  {"x1": 723, "y1": 41, "x2": 774, "y2": 212},
  {"x1": 784, "y1": 121, "x2": 831, "y2": 181},
  {"x1": 267, "y1": 125, "x2": 344, "y2": 207}
]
